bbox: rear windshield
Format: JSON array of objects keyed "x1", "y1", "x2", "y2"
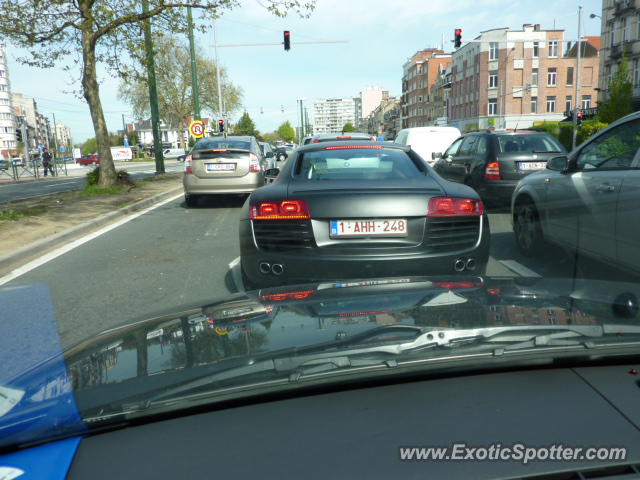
[
  {"x1": 194, "y1": 140, "x2": 251, "y2": 151},
  {"x1": 296, "y1": 147, "x2": 423, "y2": 181},
  {"x1": 497, "y1": 134, "x2": 564, "y2": 154}
]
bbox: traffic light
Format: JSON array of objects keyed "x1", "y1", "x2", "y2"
[
  {"x1": 15, "y1": 128, "x2": 22, "y2": 143},
  {"x1": 577, "y1": 111, "x2": 584, "y2": 125},
  {"x1": 283, "y1": 30, "x2": 291, "y2": 51},
  {"x1": 454, "y1": 28, "x2": 462, "y2": 48},
  {"x1": 218, "y1": 119, "x2": 225, "y2": 132}
]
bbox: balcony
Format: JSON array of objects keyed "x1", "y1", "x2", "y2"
[
  {"x1": 613, "y1": 0, "x2": 636, "y2": 16},
  {"x1": 610, "y1": 43, "x2": 629, "y2": 59}
]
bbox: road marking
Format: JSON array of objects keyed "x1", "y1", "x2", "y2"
[
  {"x1": 0, "y1": 193, "x2": 183, "y2": 286},
  {"x1": 498, "y1": 260, "x2": 542, "y2": 278},
  {"x1": 44, "y1": 181, "x2": 79, "y2": 187}
]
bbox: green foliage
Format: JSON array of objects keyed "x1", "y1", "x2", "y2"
[
  {"x1": 82, "y1": 138, "x2": 99, "y2": 155},
  {"x1": 234, "y1": 112, "x2": 260, "y2": 137},
  {"x1": 342, "y1": 122, "x2": 356, "y2": 132},
  {"x1": 530, "y1": 121, "x2": 573, "y2": 151},
  {"x1": 79, "y1": 184, "x2": 126, "y2": 197},
  {"x1": 276, "y1": 121, "x2": 296, "y2": 142},
  {"x1": 0, "y1": 205, "x2": 48, "y2": 221},
  {"x1": 86, "y1": 166, "x2": 101, "y2": 185},
  {"x1": 598, "y1": 55, "x2": 633, "y2": 124},
  {"x1": 262, "y1": 132, "x2": 279, "y2": 144},
  {"x1": 577, "y1": 119, "x2": 608, "y2": 145}
]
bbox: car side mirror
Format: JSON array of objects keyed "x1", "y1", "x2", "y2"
[
  {"x1": 264, "y1": 167, "x2": 280, "y2": 179},
  {"x1": 432, "y1": 152, "x2": 443, "y2": 160},
  {"x1": 547, "y1": 155, "x2": 569, "y2": 172},
  {"x1": 266, "y1": 151, "x2": 274, "y2": 158}
]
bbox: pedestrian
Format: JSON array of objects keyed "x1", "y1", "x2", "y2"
[{"x1": 42, "y1": 148, "x2": 54, "y2": 177}]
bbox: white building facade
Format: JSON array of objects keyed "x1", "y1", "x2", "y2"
[
  {"x1": 359, "y1": 85, "x2": 389, "y2": 119},
  {"x1": 54, "y1": 123, "x2": 72, "y2": 148},
  {"x1": 312, "y1": 98, "x2": 357, "y2": 134},
  {"x1": 0, "y1": 43, "x2": 16, "y2": 159}
]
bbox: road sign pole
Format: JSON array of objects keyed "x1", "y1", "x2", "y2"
[{"x1": 187, "y1": 6, "x2": 201, "y2": 121}]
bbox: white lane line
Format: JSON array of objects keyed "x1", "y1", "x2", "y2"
[
  {"x1": 0, "y1": 193, "x2": 183, "y2": 286},
  {"x1": 499, "y1": 260, "x2": 542, "y2": 278},
  {"x1": 44, "y1": 181, "x2": 80, "y2": 187}
]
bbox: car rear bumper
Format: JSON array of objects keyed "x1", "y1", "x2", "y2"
[
  {"x1": 183, "y1": 173, "x2": 264, "y2": 195},
  {"x1": 240, "y1": 217, "x2": 491, "y2": 288}
]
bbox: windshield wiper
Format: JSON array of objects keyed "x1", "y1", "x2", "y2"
[{"x1": 136, "y1": 324, "x2": 640, "y2": 409}]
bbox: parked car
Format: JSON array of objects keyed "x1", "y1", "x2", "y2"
[
  {"x1": 511, "y1": 112, "x2": 640, "y2": 276},
  {"x1": 0, "y1": 159, "x2": 9, "y2": 170},
  {"x1": 432, "y1": 130, "x2": 566, "y2": 206},
  {"x1": 240, "y1": 141, "x2": 489, "y2": 288},
  {"x1": 394, "y1": 126, "x2": 461, "y2": 166},
  {"x1": 163, "y1": 148, "x2": 186, "y2": 159},
  {"x1": 77, "y1": 154, "x2": 100, "y2": 166},
  {"x1": 183, "y1": 136, "x2": 267, "y2": 207},
  {"x1": 259, "y1": 142, "x2": 276, "y2": 169}
]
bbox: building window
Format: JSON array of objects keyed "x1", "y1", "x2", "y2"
[
  {"x1": 547, "y1": 67, "x2": 557, "y2": 86},
  {"x1": 489, "y1": 71, "x2": 498, "y2": 88},
  {"x1": 582, "y1": 95, "x2": 592, "y2": 109},
  {"x1": 489, "y1": 42, "x2": 499, "y2": 61},
  {"x1": 531, "y1": 96, "x2": 537, "y2": 113},
  {"x1": 488, "y1": 99, "x2": 498, "y2": 115},
  {"x1": 532, "y1": 68, "x2": 539, "y2": 86},
  {"x1": 533, "y1": 41, "x2": 539, "y2": 58},
  {"x1": 634, "y1": 59, "x2": 640, "y2": 86},
  {"x1": 548, "y1": 40, "x2": 559, "y2": 58},
  {"x1": 566, "y1": 66, "x2": 574, "y2": 86},
  {"x1": 566, "y1": 96, "x2": 572, "y2": 113},
  {"x1": 546, "y1": 96, "x2": 556, "y2": 113},
  {"x1": 624, "y1": 16, "x2": 632, "y2": 42}
]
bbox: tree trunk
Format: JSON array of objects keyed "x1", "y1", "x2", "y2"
[{"x1": 81, "y1": 28, "x2": 117, "y2": 187}]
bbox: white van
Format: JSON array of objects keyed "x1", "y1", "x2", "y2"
[
  {"x1": 163, "y1": 148, "x2": 186, "y2": 159},
  {"x1": 394, "y1": 127, "x2": 461, "y2": 165}
]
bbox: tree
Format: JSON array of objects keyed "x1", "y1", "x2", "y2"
[
  {"x1": 598, "y1": 55, "x2": 633, "y2": 124},
  {"x1": 276, "y1": 121, "x2": 296, "y2": 142},
  {"x1": 82, "y1": 138, "x2": 98, "y2": 155},
  {"x1": 262, "y1": 132, "x2": 279, "y2": 144},
  {"x1": 0, "y1": 1, "x2": 315, "y2": 187},
  {"x1": 234, "y1": 112, "x2": 259, "y2": 137},
  {"x1": 342, "y1": 122, "x2": 356, "y2": 132},
  {"x1": 118, "y1": 34, "x2": 242, "y2": 149}
]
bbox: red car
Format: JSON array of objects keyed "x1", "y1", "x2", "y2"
[{"x1": 77, "y1": 154, "x2": 100, "y2": 166}]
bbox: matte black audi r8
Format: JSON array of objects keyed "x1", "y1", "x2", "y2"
[{"x1": 239, "y1": 141, "x2": 490, "y2": 288}]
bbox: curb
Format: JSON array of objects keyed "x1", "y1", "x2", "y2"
[{"x1": 0, "y1": 185, "x2": 183, "y2": 274}]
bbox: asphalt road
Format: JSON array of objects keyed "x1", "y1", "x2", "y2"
[
  {"x1": 0, "y1": 161, "x2": 184, "y2": 203},
  {"x1": 1, "y1": 198, "x2": 632, "y2": 349}
]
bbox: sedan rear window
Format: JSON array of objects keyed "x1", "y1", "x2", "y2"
[
  {"x1": 296, "y1": 148, "x2": 423, "y2": 181},
  {"x1": 497, "y1": 134, "x2": 563, "y2": 153},
  {"x1": 194, "y1": 140, "x2": 251, "y2": 151}
]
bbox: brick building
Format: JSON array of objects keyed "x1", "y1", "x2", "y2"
[
  {"x1": 449, "y1": 24, "x2": 600, "y2": 131},
  {"x1": 401, "y1": 49, "x2": 452, "y2": 129}
]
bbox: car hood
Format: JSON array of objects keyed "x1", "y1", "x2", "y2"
[{"x1": 1, "y1": 275, "x2": 638, "y2": 452}]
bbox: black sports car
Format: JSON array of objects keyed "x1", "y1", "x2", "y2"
[{"x1": 239, "y1": 141, "x2": 490, "y2": 288}]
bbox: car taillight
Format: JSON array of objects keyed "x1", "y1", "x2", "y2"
[
  {"x1": 249, "y1": 153, "x2": 261, "y2": 172},
  {"x1": 427, "y1": 197, "x2": 484, "y2": 217},
  {"x1": 336, "y1": 135, "x2": 352, "y2": 139},
  {"x1": 324, "y1": 145, "x2": 383, "y2": 150},
  {"x1": 312, "y1": 139, "x2": 320, "y2": 143},
  {"x1": 250, "y1": 199, "x2": 310, "y2": 220},
  {"x1": 432, "y1": 281, "x2": 483, "y2": 289},
  {"x1": 485, "y1": 161, "x2": 501, "y2": 180},
  {"x1": 370, "y1": 136, "x2": 376, "y2": 141},
  {"x1": 184, "y1": 154, "x2": 193, "y2": 174},
  {"x1": 259, "y1": 290, "x2": 316, "y2": 302}
]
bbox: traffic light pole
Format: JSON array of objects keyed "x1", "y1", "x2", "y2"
[
  {"x1": 187, "y1": 6, "x2": 201, "y2": 121},
  {"x1": 213, "y1": 19, "x2": 225, "y2": 136},
  {"x1": 142, "y1": 0, "x2": 165, "y2": 174}
]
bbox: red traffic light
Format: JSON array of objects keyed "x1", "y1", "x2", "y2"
[
  {"x1": 218, "y1": 119, "x2": 224, "y2": 125},
  {"x1": 455, "y1": 28, "x2": 462, "y2": 35},
  {"x1": 284, "y1": 30, "x2": 291, "y2": 51}
]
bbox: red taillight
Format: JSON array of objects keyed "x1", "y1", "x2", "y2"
[
  {"x1": 259, "y1": 290, "x2": 316, "y2": 302},
  {"x1": 324, "y1": 145, "x2": 384, "y2": 150},
  {"x1": 487, "y1": 288, "x2": 501, "y2": 295},
  {"x1": 427, "y1": 197, "x2": 484, "y2": 217},
  {"x1": 336, "y1": 135, "x2": 352, "y2": 139},
  {"x1": 370, "y1": 136, "x2": 376, "y2": 141},
  {"x1": 485, "y1": 161, "x2": 501, "y2": 180},
  {"x1": 432, "y1": 281, "x2": 483, "y2": 289},
  {"x1": 249, "y1": 152, "x2": 261, "y2": 172},
  {"x1": 312, "y1": 139, "x2": 320, "y2": 143},
  {"x1": 184, "y1": 154, "x2": 193, "y2": 174},
  {"x1": 250, "y1": 199, "x2": 310, "y2": 220}
]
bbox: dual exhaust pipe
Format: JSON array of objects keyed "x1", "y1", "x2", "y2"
[
  {"x1": 454, "y1": 257, "x2": 476, "y2": 272},
  {"x1": 259, "y1": 261, "x2": 284, "y2": 276}
]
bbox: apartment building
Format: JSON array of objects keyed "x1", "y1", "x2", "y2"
[
  {"x1": 598, "y1": 0, "x2": 640, "y2": 109},
  {"x1": 401, "y1": 49, "x2": 452, "y2": 128},
  {"x1": 312, "y1": 98, "x2": 357, "y2": 134},
  {"x1": 425, "y1": 66, "x2": 452, "y2": 125},
  {"x1": 365, "y1": 97, "x2": 400, "y2": 136},
  {"x1": 54, "y1": 123, "x2": 73, "y2": 149},
  {"x1": 0, "y1": 43, "x2": 16, "y2": 159},
  {"x1": 449, "y1": 24, "x2": 600, "y2": 131}
]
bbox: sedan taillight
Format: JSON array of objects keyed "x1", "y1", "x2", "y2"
[
  {"x1": 485, "y1": 161, "x2": 501, "y2": 180},
  {"x1": 249, "y1": 153, "x2": 261, "y2": 172},
  {"x1": 427, "y1": 197, "x2": 484, "y2": 217},
  {"x1": 184, "y1": 154, "x2": 193, "y2": 174},
  {"x1": 250, "y1": 199, "x2": 310, "y2": 220}
]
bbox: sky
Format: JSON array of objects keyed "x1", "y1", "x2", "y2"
[{"x1": 6, "y1": 0, "x2": 604, "y2": 143}]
